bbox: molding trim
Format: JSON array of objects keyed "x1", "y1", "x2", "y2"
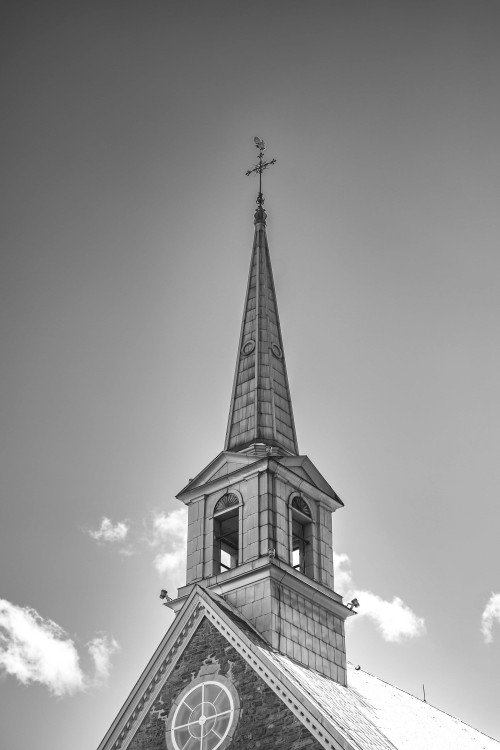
[
  {"x1": 97, "y1": 596, "x2": 204, "y2": 750},
  {"x1": 201, "y1": 597, "x2": 350, "y2": 750},
  {"x1": 168, "y1": 558, "x2": 350, "y2": 618}
]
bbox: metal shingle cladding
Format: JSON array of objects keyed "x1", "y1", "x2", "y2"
[{"x1": 225, "y1": 215, "x2": 298, "y2": 454}]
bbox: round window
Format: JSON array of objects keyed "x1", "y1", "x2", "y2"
[{"x1": 168, "y1": 679, "x2": 237, "y2": 750}]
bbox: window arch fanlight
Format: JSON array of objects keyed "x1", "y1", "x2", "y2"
[
  {"x1": 290, "y1": 495, "x2": 314, "y2": 578},
  {"x1": 291, "y1": 496, "x2": 312, "y2": 518},
  {"x1": 213, "y1": 493, "x2": 241, "y2": 574},
  {"x1": 214, "y1": 493, "x2": 239, "y2": 515}
]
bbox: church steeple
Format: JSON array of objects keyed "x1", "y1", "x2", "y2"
[
  {"x1": 171, "y1": 140, "x2": 351, "y2": 685},
  {"x1": 224, "y1": 200, "x2": 298, "y2": 455}
]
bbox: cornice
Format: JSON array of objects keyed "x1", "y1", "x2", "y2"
[
  {"x1": 166, "y1": 558, "x2": 353, "y2": 621},
  {"x1": 176, "y1": 455, "x2": 342, "y2": 510}
]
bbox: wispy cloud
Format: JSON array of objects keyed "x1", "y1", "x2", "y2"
[
  {"x1": 332, "y1": 552, "x2": 353, "y2": 594},
  {"x1": 333, "y1": 552, "x2": 426, "y2": 643},
  {"x1": 145, "y1": 508, "x2": 188, "y2": 576},
  {"x1": 88, "y1": 517, "x2": 129, "y2": 543},
  {"x1": 86, "y1": 508, "x2": 188, "y2": 579},
  {"x1": 0, "y1": 599, "x2": 119, "y2": 696},
  {"x1": 87, "y1": 635, "x2": 120, "y2": 683},
  {"x1": 481, "y1": 593, "x2": 500, "y2": 644}
]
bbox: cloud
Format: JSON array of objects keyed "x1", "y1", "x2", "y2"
[
  {"x1": 332, "y1": 552, "x2": 353, "y2": 594},
  {"x1": 146, "y1": 508, "x2": 188, "y2": 576},
  {"x1": 0, "y1": 599, "x2": 119, "y2": 696},
  {"x1": 86, "y1": 508, "x2": 188, "y2": 578},
  {"x1": 353, "y1": 591, "x2": 426, "y2": 642},
  {"x1": 481, "y1": 593, "x2": 500, "y2": 644},
  {"x1": 87, "y1": 635, "x2": 120, "y2": 683},
  {"x1": 88, "y1": 517, "x2": 129, "y2": 543},
  {"x1": 332, "y1": 551, "x2": 426, "y2": 643}
]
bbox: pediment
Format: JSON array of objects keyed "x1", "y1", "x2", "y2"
[
  {"x1": 278, "y1": 455, "x2": 342, "y2": 505},
  {"x1": 177, "y1": 452, "x2": 343, "y2": 511},
  {"x1": 176, "y1": 451, "x2": 259, "y2": 499}
]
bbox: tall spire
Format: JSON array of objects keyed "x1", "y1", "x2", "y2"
[{"x1": 224, "y1": 140, "x2": 298, "y2": 455}]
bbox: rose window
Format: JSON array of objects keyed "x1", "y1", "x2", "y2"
[{"x1": 170, "y1": 680, "x2": 235, "y2": 750}]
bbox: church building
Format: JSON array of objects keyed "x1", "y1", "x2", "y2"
[{"x1": 98, "y1": 142, "x2": 499, "y2": 750}]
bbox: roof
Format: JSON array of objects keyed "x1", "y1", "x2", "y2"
[
  {"x1": 213, "y1": 587, "x2": 500, "y2": 750},
  {"x1": 264, "y1": 651, "x2": 500, "y2": 750},
  {"x1": 347, "y1": 665, "x2": 499, "y2": 750},
  {"x1": 98, "y1": 585, "x2": 499, "y2": 750},
  {"x1": 224, "y1": 205, "x2": 298, "y2": 454}
]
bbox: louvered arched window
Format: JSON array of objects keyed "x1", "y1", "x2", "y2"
[
  {"x1": 213, "y1": 493, "x2": 240, "y2": 574},
  {"x1": 290, "y1": 496, "x2": 314, "y2": 577}
]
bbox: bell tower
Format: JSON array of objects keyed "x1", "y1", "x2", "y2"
[{"x1": 167, "y1": 141, "x2": 352, "y2": 686}]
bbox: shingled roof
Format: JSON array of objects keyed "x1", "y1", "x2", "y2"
[
  {"x1": 215, "y1": 586, "x2": 500, "y2": 750},
  {"x1": 266, "y1": 652, "x2": 500, "y2": 750}
]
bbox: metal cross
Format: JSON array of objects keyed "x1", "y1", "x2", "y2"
[{"x1": 245, "y1": 137, "x2": 277, "y2": 206}]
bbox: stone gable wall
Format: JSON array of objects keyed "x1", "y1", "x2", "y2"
[{"x1": 127, "y1": 617, "x2": 324, "y2": 750}]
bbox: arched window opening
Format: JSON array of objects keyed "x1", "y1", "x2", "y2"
[
  {"x1": 291, "y1": 497, "x2": 313, "y2": 577},
  {"x1": 213, "y1": 494, "x2": 240, "y2": 574}
]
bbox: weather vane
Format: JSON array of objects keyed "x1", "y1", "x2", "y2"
[{"x1": 245, "y1": 137, "x2": 277, "y2": 207}]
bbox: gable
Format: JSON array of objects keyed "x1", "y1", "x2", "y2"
[
  {"x1": 176, "y1": 452, "x2": 260, "y2": 499},
  {"x1": 125, "y1": 617, "x2": 324, "y2": 750},
  {"x1": 100, "y1": 587, "x2": 497, "y2": 750},
  {"x1": 278, "y1": 456, "x2": 341, "y2": 504},
  {"x1": 98, "y1": 587, "x2": 354, "y2": 750},
  {"x1": 209, "y1": 460, "x2": 252, "y2": 483}
]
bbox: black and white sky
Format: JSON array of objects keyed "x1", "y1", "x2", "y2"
[{"x1": 2, "y1": 2, "x2": 500, "y2": 749}]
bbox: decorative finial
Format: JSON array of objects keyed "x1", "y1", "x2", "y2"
[{"x1": 245, "y1": 136, "x2": 277, "y2": 210}]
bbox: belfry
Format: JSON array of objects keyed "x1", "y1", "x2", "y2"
[{"x1": 98, "y1": 141, "x2": 499, "y2": 750}]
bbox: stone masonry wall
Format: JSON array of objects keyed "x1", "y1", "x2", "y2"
[{"x1": 127, "y1": 618, "x2": 324, "y2": 750}]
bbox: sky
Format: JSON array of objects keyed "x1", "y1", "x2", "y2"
[{"x1": 1, "y1": 1, "x2": 500, "y2": 748}]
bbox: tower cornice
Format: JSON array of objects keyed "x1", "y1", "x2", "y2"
[{"x1": 176, "y1": 453, "x2": 342, "y2": 511}]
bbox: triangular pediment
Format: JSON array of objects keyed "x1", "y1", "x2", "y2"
[
  {"x1": 177, "y1": 452, "x2": 342, "y2": 510},
  {"x1": 176, "y1": 451, "x2": 260, "y2": 499},
  {"x1": 278, "y1": 455, "x2": 343, "y2": 505}
]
